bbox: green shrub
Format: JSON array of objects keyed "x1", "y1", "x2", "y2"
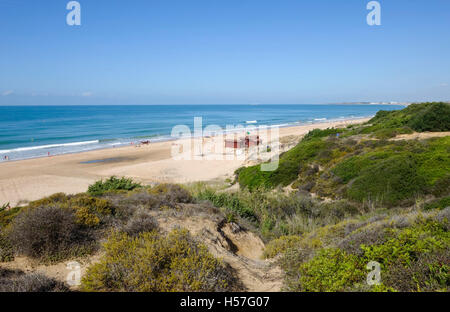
[
  {"x1": 81, "y1": 229, "x2": 239, "y2": 292},
  {"x1": 87, "y1": 176, "x2": 141, "y2": 196},
  {"x1": 193, "y1": 187, "x2": 359, "y2": 240},
  {"x1": 196, "y1": 189, "x2": 257, "y2": 221},
  {"x1": 8, "y1": 206, "x2": 96, "y2": 262},
  {"x1": 303, "y1": 128, "x2": 345, "y2": 141},
  {"x1": 408, "y1": 102, "x2": 450, "y2": 132},
  {"x1": 237, "y1": 103, "x2": 450, "y2": 194},
  {"x1": 367, "y1": 102, "x2": 450, "y2": 133},
  {"x1": 35, "y1": 193, "x2": 114, "y2": 228},
  {"x1": 332, "y1": 154, "x2": 378, "y2": 184},
  {"x1": 372, "y1": 126, "x2": 413, "y2": 140},
  {"x1": 292, "y1": 248, "x2": 365, "y2": 292},
  {"x1": 424, "y1": 196, "x2": 450, "y2": 211},
  {"x1": 26, "y1": 193, "x2": 116, "y2": 228},
  {"x1": 330, "y1": 137, "x2": 450, "y2": 206},
  {"x1": 430, "y1": 175, "x2": 450, "y2": 197},
  {"x1": 0, "y1": 232, "x2": 14, "y2": 262},
  {"x1": 279, "y1": 211, "x2": 449, "y2": 292},
  {"x1": 238, "y1": 135, "x2": 331, "y2": 190},
  {"x1": 66, "y1": 195, "x2": 115, "y2": 227},
  {"x1": 361, "y1": 219, "x2": 449, "y2": 267},
  {"x1": 0, "y1": 206, "x2": 21, "y2": 228},
  {"x1": 264, "y1": 235, "x2": 301, "y2": 258},
  {"x1": 0, "y1": 203, "x2": 10, "y2": 212},
  {"x1": 346, "y1": 154, "x2": 426, "y2": 206}
]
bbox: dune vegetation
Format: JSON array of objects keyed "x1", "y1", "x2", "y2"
[
  {"x1": 0, "y1": 102, "x2": 449, "y2": 292},
  {"x1": 237, "y1": 102, "x2": 450, "y2": 207},
  {"x1": 81, "y1": 229, "x2": 237, "y2": 292},
  {"x1": 229, "y1": 102, "x2": 449, "y2": 292}
]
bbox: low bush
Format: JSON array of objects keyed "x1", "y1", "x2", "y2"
[
  {"x1": 195, "y1": 189, "x2": 257, "y2": 221},
  {"x1": 27, "y1": 193, "x2": 68, "y2": 209},
  {"x1": 114, "y1": 191, "x2": 161, "y2": 211},
  {"x1": 407, "y1": 102, "x2": 450, "y2": 132},
  {"x1": 434, "y1": 208, "x2": 450, "y2": 231},
  {"x1": 303, "y1": 128, "x2": 345, "y2": 141},
  {"x1": 279, "y1": 211, "x2": 449, "y2": 292},
  {"x1": 263, "y1": 235, "x2": 301, "y2": 258},
  {"x1": 148, "y1": 184, "x2": 192, "y2": 203},
  {"x1": 337, "y1": 227, "x2": 387, "y2": 256},
  {"x1": 372, "y1": 126, "x2": 413, "y2": 140},
  {"x1": 0, "y1": 206, "x2": 22, "y2": 228},
  {"x1": 66, "y1": 195, "x2": 115, "y2": 227},
  {"x1": 382, "y1": 248, "x2": 449, "y2": 292},
  {"x1": 361, "y1": 218, "x2": 449, "y2": 267},
  {"x1": 120, "y1": 210, "x2": 158, "y2": 237},
  {"x1": 237, "y1": 135, "x2": 332, "y2": 190},
  {"x1": 0, "y1": 203, "x2": 10, "y2": 212},
  {"x1": 346, "y1": 154, "x2": 426, "y2": 206},
  {"x1": 430, "y1": 176, "x2": 450, "y2": 197},
  {"x1": 292, "y1": 248, "x2": 365, "y2": 292},
  {"x1": 112, "y1": 184, "x2": 193, "y2": 214},
  {"x1": 0, "y1": 231, "x2": 14, "y2": 262},
  {"x1": 0, "y1": 269, "x2": 69, "y2": 292},
  {"x1": 424, "y1": 196, "x2": 450, "y2": 211},
  {"x1": 367, "y1": 102, "x2": 450, "y2": 133},
  {"x1": 8, "y1": 206, "x2": 96, "y2": 262},
  {"x1": 22, "y1": 193, "x2": 116, "y2": 228},
  {"x1": 87, "y1": 176, "x2": 142, "y2": 196},
  {"x1": 81, "y1": 229, "x2": 239, "y2": 292},
  {"x1": 330, "y1": 137, "x2": 450, "y2": 206},
  {"x1": 193, "y1": 186, "x2": 361, "y2": 240}
]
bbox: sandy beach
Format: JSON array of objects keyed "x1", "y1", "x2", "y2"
[{"x1": 0, "y1": 118, "x2": 369, "y2": 206}]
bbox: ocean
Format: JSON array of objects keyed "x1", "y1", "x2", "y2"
[{"x1": 0, "y1": 104, "x2": 404, "y2": 161}]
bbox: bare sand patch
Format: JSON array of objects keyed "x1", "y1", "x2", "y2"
[{"x1": 391, "y1": 131, "x2": 450, "y2": 141}]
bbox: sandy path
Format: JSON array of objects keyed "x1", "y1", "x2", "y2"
[
  {"x1": 391, "y1": 131, "x2": 450, "y2": 141},
  {"x1": 0, "y1": 118, "x2": 369, "y2": 206},
  {"x1": 158, "y1": 216, "x2": 283, "y2": 292}
]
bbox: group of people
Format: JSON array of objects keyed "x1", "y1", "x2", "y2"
[{"x1": 131, "y1": 140, "x2": 151, "y2": 148}]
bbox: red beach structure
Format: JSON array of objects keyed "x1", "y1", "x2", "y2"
[{"x1": 224, "y1": 135, "x2": 262, "y2": 149}]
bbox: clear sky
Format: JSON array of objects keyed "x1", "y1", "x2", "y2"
[{"x1": 1, "y1": 0, "x2": 450, "y2": 105}]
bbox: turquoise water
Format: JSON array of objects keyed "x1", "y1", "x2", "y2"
[{"x1": 0, "y1": 105, "x2": 403, "y2": 161}]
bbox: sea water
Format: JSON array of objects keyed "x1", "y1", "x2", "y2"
[{"x1": 0, "y1": 104, "x2": 403, "y2": 161}]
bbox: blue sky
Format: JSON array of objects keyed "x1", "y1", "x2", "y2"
[{"x1": 1, "y1": 0, "x2": 450, "y2": 105}]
